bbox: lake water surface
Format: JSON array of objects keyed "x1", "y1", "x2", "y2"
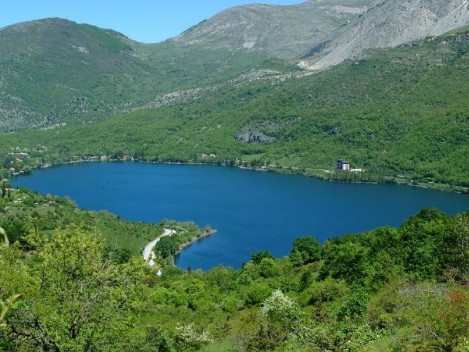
[{"x1": 13, "y1": 162, "x2": 469, "y2": 270}]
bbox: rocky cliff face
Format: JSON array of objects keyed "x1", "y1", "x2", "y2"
[
  {"x1": 172, "y1": 0, "x2": 374, "y2": 59},
  {"x1": 301, "y1": 0, "x2": 469, "y2": 69},
  {"x1": 173, "y1": 0, "x2": 469, "y2": 68}
]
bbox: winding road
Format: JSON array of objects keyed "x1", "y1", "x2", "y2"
[{"x1": 143, "y1": 228, "x2": 175, "y2": 266}]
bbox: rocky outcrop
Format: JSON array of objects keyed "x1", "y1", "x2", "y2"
[
  {"x1": 301, "y1": 0, "x2": 469, "y2": 69},
  {"x1": 172, "y1": 0, "x2": 374, "y2": 59}
]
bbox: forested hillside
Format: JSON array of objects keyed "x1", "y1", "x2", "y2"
[
  {"x1": 1, "y1": 2, "x2": 468, "y2": 351},
  {"x1": 1, "y1": 28, "x2": 468, "y2": 190},
  {"x1": 0, "y1": 18, "x2": 294, "y2": 131},
  {"x1": 0, "y1": 189, "x2": 467, "y2": 351}
]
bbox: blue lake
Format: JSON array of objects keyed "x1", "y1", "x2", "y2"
[{"x1": 13, "y1": 162, "x2": 469, "y2": 270}]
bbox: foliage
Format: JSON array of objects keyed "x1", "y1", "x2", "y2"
[
  {"x1": 0, "y1": 18, "x2": 295, "y2": 131},
  {"x1": 0, "y1": 188, "x2": 165, "y2": 254},
  {"x1": 0, "y1": 186, "x2": 468, "y2": 350},
  {"x1": 175, "y1": 323, "x2": 213, "y2": 352},
  {"x1": 250, "y1": 250, "x2": 275, "y2": 265},
  {"x1": 0, "y1": 29, "x2": 468, "y2": 190},
  {"x1": 0, "y1": 294, "x2": 22, "y2": 329},
  {"x1": 1, "y1": 227, "x2": 147, "y2": 351},
  {"x1": 289, "y1": 236, "x2": 321, "y2": 267}
]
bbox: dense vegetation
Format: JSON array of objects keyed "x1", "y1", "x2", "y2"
[
  {"x1": 1, "y1": 29, "x2": 468, "y2": 191},
  {"x1": 1, "y1": 10, "x2": 468, "y2": 352},
  {"x1": 0, "y1": 187, "x2": 468, "y2": 351},
  {"x1": 0, "y1": 186, "x2": 209, "y2": 259},
  {"x1": 0, "y1": 18, "x2": 296, "y2": 131}
]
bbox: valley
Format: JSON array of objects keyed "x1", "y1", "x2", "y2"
[{"x1": 0, "y1": 0, "x2": 468, "y2": 350}]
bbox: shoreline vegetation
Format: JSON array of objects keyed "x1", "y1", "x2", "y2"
[
  {"x1": 0, "y1": 186, "x2": 218, "y2": 268},
  {"x1": 176, "y1": 228, "x2": 218, "y2": 257},
  {"x1": 143, "y1": 227, "x2": 218, "y2": 269},
  {"x1": 1, "y1": 198, "x2": 467, "y2": 351},
  {"x1": 9, "y1": 156, "x2": 469, "y2": 195}
]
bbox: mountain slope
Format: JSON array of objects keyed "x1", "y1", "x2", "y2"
[
  {"x1": 0, "y1": 18, "x2": 152, "y2": 130},
  {"x1": 0, "y1": 18, "x2": 294, "y2": 131},
  {"x1": 302, "y1": 0, "x2": 469, "y2": 69},
  {"x1": 2, "y1": 28, "x2": 468, "y2": 189},
  {"x1": 173, "y1": 0, "x2": 374, "y2": 59},
  {"x1": 1, "y1": 1, "x2": 468, "y2": 131}
]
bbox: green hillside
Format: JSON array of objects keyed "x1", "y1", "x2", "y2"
[
  {"x1": 2, "y1": 29, "x2": 468, "y2": 190},
  {"x1": 1, "y1": 189, "x2": 468, "y2": 351},
  {"x1": 0, "y1": 18, "x2": 295, "y2": 131}
]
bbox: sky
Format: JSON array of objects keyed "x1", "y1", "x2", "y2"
[{"x1": 0, "y1": 0, "x2": 302, "y2": 43}]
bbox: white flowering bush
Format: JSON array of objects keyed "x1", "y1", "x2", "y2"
[
  {"x1": 242, "y1": 290, "x2": 306, "y2": 351},
  {"x1": 261, "y1": 289, "x2": 301, "y2": 327},
  {"x1": 175, "y1": 323, "x2": 213, "y2": 351}
]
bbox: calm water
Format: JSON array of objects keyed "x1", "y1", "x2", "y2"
[{"x1": 13, "y1": 162, "x2": 468, "y2": 270}]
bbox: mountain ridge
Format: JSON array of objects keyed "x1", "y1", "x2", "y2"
[
  {"x1": 172, "y1": 0, "x2": 375, "y2": 59},
  {"x1": 0, "y1": 17, "x2": 294, "y2": 131},
  {"x1": 302, "y1": 0, "x2": 469, "y2": 69}
]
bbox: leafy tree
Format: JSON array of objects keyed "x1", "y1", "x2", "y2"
[
  {"x1": 399, "y1": 208, "x2": 457, "y2": 280},
  {"x1": 242, "y1": 290, "x2": 305, "y2": 351},
  {"x1": 289, "y1": 236, "x2": 321, "y2": 267},
  {"x1": 399, "y1": 282, "x2": 469, "y2": 351},
  {"x1": 155, "y1": 236, "x2": 180, "y2": 258},
  {"x1": 244, "y1": 282, "x2": 272, "y2": 306},
  {"x1": 320, "y1": 241, "x2": 369, "y2": 284},
  {"x1": 141, "y1": 325, "x2": 175, "y2": 352},
  {"x1": 3, "y1": 227, "x2": 146, "y2": 351},
  {"x1": 175, "y1": 323, "x2": 213, "y2": 352},
  {"x1": 259, "y1": 258, "x2": 279, "y2": 278},
  {"x1": 251, "y1": 250, "x2": 274, "y2": 265}
]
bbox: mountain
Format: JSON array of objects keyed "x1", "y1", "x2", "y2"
[
  {"x1": 1, "y1": 1, "x2": 468, "y2": 132},
  {"x1": 0, "y1": 1, "x2": 468, "y2": 189},
  {"x1": 0, "y1": 18, "x2": 153, "y2": 130},
  {"x1": 0, "y1": 18, "x2": 293, "y2": 131},
  {"x1": 172, "y1": 0, "x2": 375, "y2": 59},
  {"x1": 301, "y1": 0, "x2": 469, "y2": 68},
  {"x1": 173, "y1": 0, "x2": 469, "y2": 68},
  {"x1": 2, "y1": 28, "x2": 468, "y2": 189}
]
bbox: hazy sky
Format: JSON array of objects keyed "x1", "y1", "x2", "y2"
[{"x1": 0, "y1": 0, "x2": 302, "y2": 43}]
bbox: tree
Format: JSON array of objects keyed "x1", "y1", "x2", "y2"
[
  {"x1": 403, "y1": 283, "x2": 469, "y2": 351},
  {"x1": 175, "y1": 323, "x2": 213, "y2": 352},
  {"x1": 242, "y1": 290, "x2": 304, "y2": 351},
  {"x1": 289, "y1": 236, "x2": 321, "y2": 267},
  {"x1": 3, "y1": 226, "x2": 146, "y2": 351},
  {"x1": 155, "y1": 235, "x2": 180, "y2": 258},
  {"x1": 251, "y1": 250, "x2": 274, "y2": 265},
  {"x1": 320, "y1": 241, "x2": 369, "y2": 284},
  {"x1": 399, "y1": 208, "x2": 454, "y2": 279}
]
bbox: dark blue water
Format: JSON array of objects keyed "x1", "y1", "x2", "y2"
[{"x1": 13, "y1": 162, "x2": 468, "y2": 270}]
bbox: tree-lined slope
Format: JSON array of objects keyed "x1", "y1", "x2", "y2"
[
  {"x1": 1, "y1": 188, "x2": 468, "y2": 351},
  {"x1": 0, "y1": 18, "x2": 294, "y2": 131},
  {"x1": 1, "y1": 1, "x2": 468, "y2": 132},
  {"x1": 2, "y1": 28, "x2": 468, "y2": 189}
]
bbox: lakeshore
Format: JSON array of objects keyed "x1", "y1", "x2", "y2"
[
  {"x1": 6, "y1": 153, "x2": 468, "y2": 195},
  {"x1": 143, "y1": 227, "x2": 218, "y2": 269},
  {"x1": 12, "y1": 162, "x2": 468, "y2": 270},
  {"x1": 175, "y1": 229, "x2": 218, "y2": 257}
]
